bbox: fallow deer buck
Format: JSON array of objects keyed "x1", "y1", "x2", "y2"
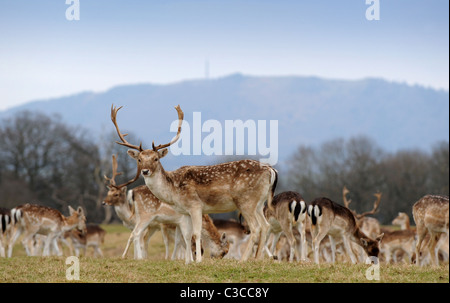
[
  {"x1": 7, "y1": 204, "x2": 86, "y2": 257},
  {"x1": 413, "y1": 194, "x2": 449, "y2": 266},
  {"x1": 342, "y1": 186, "x2": 382, "y2": 239},
  {"x1": 104, "y1": 155, "x2": 228, "y2": 262},
  {"x1": 308, "y1": 197, "x2": 384, "y2": 264},
  {"x1": 102, "y1": 154, "x2": 172, "y2": 259},
  {"x1": 1, "y1": 208, "x2": 12, "y2": 257},
  {"x1": 263, "y1": 191, "x2": 308, "y2": 262},
  {"x1": 110, "y1": 104, "x2": 278, "y2": 262}
]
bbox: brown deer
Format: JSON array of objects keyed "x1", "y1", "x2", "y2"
[
  {"x1": 110, "y1": 104, "x2": 277, "y2": 262},
  {"x1": 263, "y1": 191, "x2": 308, "y2": 262},
  {"x1": 8, "y1": 204, "x2": 86, "y2": 257},
  {"x1": 307, "y1": 197, "x2": 384, "y2": 264},
  {"x1": 342, "y1": 186, "x2": 382, "y2": 239},
  {"x1": 64, "y1": 224, "x2": 106, "y2": 257},
  {"x1": 102, "y1": 154, "x2": 172, "y2": 259},
  {"x1": 121, "y1": 185, "x2": 229, "y2": 262},
  {"x1": 413, "y1": 194, "x2": 449, "y2": 266}
]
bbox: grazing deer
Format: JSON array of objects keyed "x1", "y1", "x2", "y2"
[
  {"x1": 1, "y1": 208, "x2": 12, "y2": 257},
  {"x1": 413, "y1": 194, "x2": 449, "y2": 266},
  {"x1": 110, "y1": 104, "x2": 277, "y2": 262},
  {"x1": 64, "y1": 224, "x2": 106, "y2": 257},
  {"x1": 7, "y1": 204, "x2": 86, "y2": 257},
  {"x1": 102, "y1": 154, "x2": 172, "y2": 259},
  {"x1": 307, "y1": 197, "x2": 384, "y2": 264},
  {"x1": 342, "y1": 186, "x2": 382, "y2": 239},
  {"x1": 122, "y1": 184, "x2": 229, "y2": 262},
  {"x1": 213, "y1": 219, "x2": 250, "y2": 260},
  {"x1": 263, "y1": 191, "x2": 308, "y2": 262}
]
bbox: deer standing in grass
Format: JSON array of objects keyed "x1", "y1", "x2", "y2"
[
  {"x1": 102, "y1": 154, "x2": 172, "y2": 259},
  {"x1": 263, "y1": 191, "x2": 308, "y2": 262},
  {"x1": 308, "y1": 197, "x2": 384, "y2": 264},
  {"x1": 110, "y1": 104, "x2": 277, "y2": 263},
  {"x1": 7, "y1": 204, "x2": 86, "y2": 257},
  {"x1": 413, "y1": 194, "x2": 449, "y2": 266},
  {"x1": 64, "y1": 224, "x2": 106, "y2": 257},
  {"x1": 121, "y1": 186, "x2": 229, "y2": 262}
]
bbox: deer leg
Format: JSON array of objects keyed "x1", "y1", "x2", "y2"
[
  {"x1": 7, "y1": 226, "x2": 22, "y2": 257},
  {"x1": 240, "y1": 212, "x2": 260, "y2": 261},
  {"x1": 428, "y1": 233, "x2": 440, "y2": 266},
  {"x1": 414, "y1": 226, "x2": 427, "y2": 266},
  {"x1": 328, "y1": 235, "x2": 337, "y2": 264},
  {"x1": 180, "y1": 215, "x2": 194, "y2": 264},
  {"x1": 298, "y1": 221, "x2": 308, "y2": 261},
  {"x1": 343, "y1": 236, "x2": 357, "y2": 264},
  {"x1": 160, "y1": 224, "x2": 171, "y2": 260},
  {"x1": 52, "y1": 236, "x2": 62, "y2": 256},
  {"x1": 312, "y1": 226, "x2": 329, "y2": 265},
  {"x1": 265, "y1": 231, "x2": 281, "y2": 260},
  {"x1": 189, "y1": 209, "x2": 203, "y2": 263},
  {"x1": 171, "y1": 226, "x2": 183, "y2": 260},
  {"x1": 255, "y1": 202, "x2": 269, "y2": 260}
]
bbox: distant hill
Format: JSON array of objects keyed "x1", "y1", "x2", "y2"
[{"x1": 1, "y1": 74, "x2": 448, "y2": 171}]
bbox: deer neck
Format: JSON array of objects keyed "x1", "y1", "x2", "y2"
[
  {"x1": 352, "y1": 227, "x2": 370, "y2": 247},
  {"x1": 114, "y1": 194, "x2": 135, "y2": 227},
  {"x1": 143, "y1": 166, "x2": 177, "y2": 206},
  {"x1": 62, "y1": 214, "x2": 79, "y2": 232},
  {"x1": 401, "y1": 217, "x2": 410, "y2": 230}
]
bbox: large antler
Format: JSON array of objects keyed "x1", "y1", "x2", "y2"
[
  {"x1": 356, "y1": 192, "x2": 382, "y2": 220},
  {"x1": 152, "y1": 105, "x2": 184, "y2": 151},
  {"x1": 342, "y1": 186, "x2": 357, "y2": 216},
  {"x1": 111, "y1": 105, "x2": 143, "y2": 152},
  {"x1": 104, "y1": 154, "x2": 123, "y2": 186}
]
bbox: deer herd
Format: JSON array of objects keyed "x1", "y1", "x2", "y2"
[{"x1": 0, "y1": 105, "x2": 448, "y2": 269}]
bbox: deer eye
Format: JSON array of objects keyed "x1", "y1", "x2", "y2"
[{"x1": 154, "y1": 158, "x2": 158, "y2": 161}]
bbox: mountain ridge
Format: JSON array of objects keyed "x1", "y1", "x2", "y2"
[{"x1": 1, "y1": 74, "x2": 448, "y2": 171}]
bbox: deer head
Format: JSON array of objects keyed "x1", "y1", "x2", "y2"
[
  {"x1": 68, "y1": 206, "x2": 87, "y2": 235},
  {"x1": 110, "y1": 104, "x2": 184, "y2": 184},
  {"x1": 360, "y1": 233, "x2": 384, "y2": 258},
  {"x1": 102, "y1": 154, "x2": 127, "y2": 206}
]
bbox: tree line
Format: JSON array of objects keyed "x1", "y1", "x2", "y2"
[{"x1": 0, "y1": 111, "x2": 448, "y2": 225}]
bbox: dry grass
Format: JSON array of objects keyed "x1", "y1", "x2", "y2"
[{"x1": 1, "y1": 224, "x2": 448, "y2": 283}]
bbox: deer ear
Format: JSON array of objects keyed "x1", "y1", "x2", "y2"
[
  {"x1": 127, "y1": 149, "x2": 140, "y2": 160},
  {"x1": 220, "y1": 232, "x2": 227, "y2": 243},
  {"x1": 158, "y1": 148, "x2": 169, "y2": 158},
  {"x1": 360, "y1": 238, "x2": 369, "y2": 247},
  {"x1": 77, "y1": 206, "x2": 84, "y2": 216},
  {"x1": 68, "y1": 205, "x2": 76, "y2": 215},
  {"x1": 376, "y1": 233, "x2": 384, "y2": 242}
]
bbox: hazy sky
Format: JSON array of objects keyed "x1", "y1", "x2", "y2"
[{"x1": 0, "y1": 0, "x2": 448, "y2": 111}]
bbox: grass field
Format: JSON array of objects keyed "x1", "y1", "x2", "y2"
[{"x1": 1, "y1": 224, "x2": 448, "y2": 283}]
